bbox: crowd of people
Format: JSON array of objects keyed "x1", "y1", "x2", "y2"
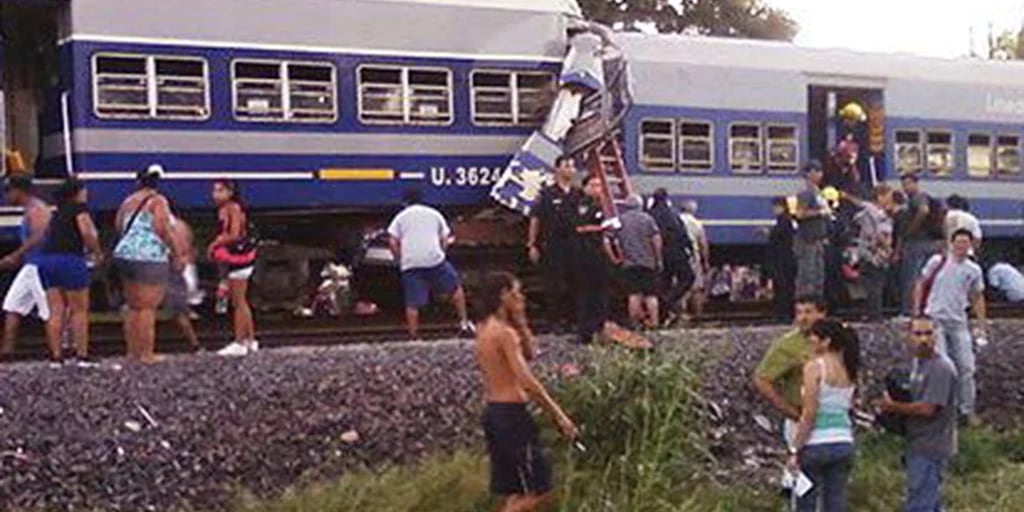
[{"x1": 0, "y1": 166, "x2": 260, "y2": 364}]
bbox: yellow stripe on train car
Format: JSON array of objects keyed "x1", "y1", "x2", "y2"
[{"x1": 318, "y1": 169, "x2": 395, "y2": 181}]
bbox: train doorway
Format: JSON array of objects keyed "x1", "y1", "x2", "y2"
[
  {"x1": 807, "y1": 85, "x2": 886, "y2": 192},
  {"x1": 0, "y1": 0, "x2": 63, "y2": 176}
]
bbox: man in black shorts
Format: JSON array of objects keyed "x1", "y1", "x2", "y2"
[
  {"x1": 475, "y1": 272, "x2": 578, "y2": 511},
  {"x1": 615, "y1": 194, "x2": 662, "y2": 328}
]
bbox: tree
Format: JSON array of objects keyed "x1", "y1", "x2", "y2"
[{"x1": 578, "y1": 0, "x2": 798, "y2": 41}]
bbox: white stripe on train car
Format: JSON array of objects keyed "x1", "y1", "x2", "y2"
[
  {"x1": 76, "y1": 172, "x2": 315, "y2": 181},
  {"x1": 632, "y1": 175, "x2": 1024, "y2": 202},
  {"x1": 61, "y1": 34, "x2": 565, "y2": 63},
  {"x1": 43, "y1": 131, "x2": 527, "y2": 159}
]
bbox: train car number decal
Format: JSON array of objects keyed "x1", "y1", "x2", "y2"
[{"x1": 430, "y1": 166, "x2": 503, "y2": 187}]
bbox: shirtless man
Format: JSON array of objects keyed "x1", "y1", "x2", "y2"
[{"x1": 475, "y1": 271, "x2": 578, "y2": 512}]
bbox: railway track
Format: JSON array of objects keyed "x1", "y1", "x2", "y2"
[{"x1": 3, "y1": 301, "x2": 1020, "y2": 362}]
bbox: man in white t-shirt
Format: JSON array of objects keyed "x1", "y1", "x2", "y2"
[
  {"x1": 387, "y1": 189, "x2": 473, "y2": 339},
  {"x1": 943, "y1": 195, "x2": 982, "y2": 254}
]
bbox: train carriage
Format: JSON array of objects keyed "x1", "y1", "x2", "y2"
[
  {"x1": 618, "y1": 33, "x2": 1024, "y2": 246},
  {"x1": 2, "y1": 0, "x2": 1023, "y2": 255}
]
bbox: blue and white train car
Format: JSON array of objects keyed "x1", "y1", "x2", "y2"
[
  {"x1": 18, "y1": 0, "x2": 575, "y2": 216},
  {"x1": 617, "y1": 34, "x2": 1024, "y2": 245},
  {"x1": 4, "y1": 0, "x2": 1024, "y2": 250}
]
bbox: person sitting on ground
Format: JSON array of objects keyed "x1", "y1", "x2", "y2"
[
  {"x1": 0, "y1": 176, "x2": 52, "y2": 362},
  {"x1": 878, "y1": 317, "x2": 958, "y2": 512},
  {"x1": 387, "y1": 188, "x2": 474, "y2": 339},
  {"x1": 987, "y1": 262, "x2": 1024, "y2": 303},
  {"x1": 913, "y1": 228, "x2": 987, "y2": 427},
  {"x1": 474, "y1": 271, "x2": 578, "y2": 512},
  {"x1": 35, "y1": 179, "x2": 103, "y2": 366},
  {"x1": 615, "y1": 194, "x2": 662, "y2": 329},
  {"x1": 752, "y1": 296, "x2": 827, "y2": 446},
  {"x1": 787, "y1": 319, "x2": 860, "y2": 512}
]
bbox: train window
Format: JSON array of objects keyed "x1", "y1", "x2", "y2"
[
  {"x1": 678, "y1": 120, "x2": 713, "y2": 171},
  {"x1": 94, "y1": 54, "x2": 209, "y2": 120},
  {"x1": 288, "y1": 64, "x2": 337, "y2": 122},
  {"x1": 925, "y1": 131, "x2": 953, "y2": 176},
  {"x1": 729, "y1": 123, "x2": 762, "y2": 173},
  {"x1": 233, "y1": 60, "x2": 336, "y2": 123},
  {"x1": 967, "y1": 133, "x2": 993, "y2": 177},
  {"x1": 894, "y1": 130, "x2": 923, "y2": 175},
  {"x1": 359, "y1": 65, "x2": 452, "y2": 125},
  {"x1": 996, "y1": 135, "x2": 1021, "y2": 175},
  {"x1": 408, "y1": 69, "x2": 452, "y2": 124},
  {"x1": 639, "y1": 119, "x2": 675, "y2": 171},
  {"x1": 766, "y1": 124, "x2": 798, "y2": 173},
  {"x1": 470, "y1": 70, "x2": 553, "y2": 126}
]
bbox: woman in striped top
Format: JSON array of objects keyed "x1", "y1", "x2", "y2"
[{"x1": 787, "y1": 318, "x2": 860, "y2": 512}]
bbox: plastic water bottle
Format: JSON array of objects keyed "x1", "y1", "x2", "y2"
[{"x1": 215, "y1": 282, "x2": 229, "y2": 315}]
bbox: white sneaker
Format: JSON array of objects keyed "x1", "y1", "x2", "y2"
[
  {"x1": 458, "y1": 321, "x2": 476, "y2": 338},
  {"x1": 217, "y1": 342, "x2": 249, "y2": 357},
  {"x1": 246, "y1": 339, "x2": 260, "y2": 353}
]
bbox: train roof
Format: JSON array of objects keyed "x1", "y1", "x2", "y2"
[
  {"x1": 370, "y1": 0, "x2": 582, "y2": 15},
  {"x1": 615, "y1": 32, "x2": 1024, "y2": 87},
  {"x1": 63, "y1": 0, "x2": 579, "y2": 61}
]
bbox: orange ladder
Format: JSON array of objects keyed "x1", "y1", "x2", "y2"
[{"x1": 583, "y1": 134, "x2": 633, "y2": 221}]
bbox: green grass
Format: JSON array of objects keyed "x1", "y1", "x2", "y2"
[{"x1": 235, "y1": 347, "x2": 1024, "y2": 512}]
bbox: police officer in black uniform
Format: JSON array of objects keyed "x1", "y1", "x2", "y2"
[
  {"x1": 574, "y1": 174, "x2": 615, "y2": 345},
  {"x1": 528, "y1": 156, "x2": 582, "y2": 332}
]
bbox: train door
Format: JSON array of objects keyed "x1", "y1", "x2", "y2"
[
  {"x1": 0, "y1": 1, "x2": 63, "y2": 177},
  {"x1": 807, "y1": 85, "x2": 886, "y2": 190}
]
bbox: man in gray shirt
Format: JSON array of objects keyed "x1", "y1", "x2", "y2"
[
  {"x1": 616, "y1": 194, "x2": 662, "y2": 328},
  {"x1": 913, "y1": 228, "x2": 986, "y2": 425},
  {"x1": 794, "y1": 161, "x2": 830, "y2": 298},
  {"x1": 880, "y1": 317, "x2": 958, "y2": 512}
]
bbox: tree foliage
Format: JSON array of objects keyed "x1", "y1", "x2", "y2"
[{"x1": 578, "y1": 0, "x2": 798, "y2": 41}]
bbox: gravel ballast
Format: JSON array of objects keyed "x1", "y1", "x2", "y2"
[{"x1": 1, "y1": 321, "x2": 1021, "y2": 511}]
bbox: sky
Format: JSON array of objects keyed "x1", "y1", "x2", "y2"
[{"x1": 769, "y1": 0, "x2": 1024, "y2": 58}]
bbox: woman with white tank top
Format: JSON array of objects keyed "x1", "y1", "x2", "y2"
[{"x1": 787, "y1": 318, "x2": 859, "y2": 512}]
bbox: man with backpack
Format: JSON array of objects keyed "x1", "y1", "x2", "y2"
[
  {"x1": 897, "y1": 173, "x2": 943, "y2": 316},
  {"x1": 913, "y1": 228, "x2": 987, "y2": 427}
]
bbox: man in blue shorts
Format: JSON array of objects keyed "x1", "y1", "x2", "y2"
[{"x1": 388, "y1": 189, "x2": 473, "y2": 339}]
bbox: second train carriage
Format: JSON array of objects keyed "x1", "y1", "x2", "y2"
[{"x1": 3, "y1": 0, "x2": 1024, "y2": 253}]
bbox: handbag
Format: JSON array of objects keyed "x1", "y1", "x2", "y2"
[{"x1": 211, "y1": 213, "x2": 259, "y2": 269}]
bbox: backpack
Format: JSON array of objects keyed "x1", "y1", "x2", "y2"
[
  {"x1": 925, "y1": 196, "x2": 946, "y2": 240},
  {"x1": 876, "y1": 367, "x2": 913, "y2": 436}
]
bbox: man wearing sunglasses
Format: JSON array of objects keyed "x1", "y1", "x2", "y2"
[{"x1": 879, "y1": 317, "x2": 958, "y2": 512}]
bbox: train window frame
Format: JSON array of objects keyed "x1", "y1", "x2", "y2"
[
  {"x1": 996, "y1": 134, "x2": 1022, "y2": 176},
  {"x1": 93, "y1": 52, "x2": 210, "y2": 121},
  {"x1": 894, "y1": 129, "x2": 923, "y2": 176},
  {"x1": 766, "y1": 123, "x2": 799, "y2": 174},
  {"x1": 638, "y1": 118, "x2": 676, "y2": 172},
  {"x1": 231, "y1": 58, "x2": 338, "y2": 124},
  {"x1": 469, "y1": 69, "x2": 553, "y2": 127},
  {"x1": 677, "y1": 119, "x2": 713, "y2": 172},
  {"x1": 357, "y1": 64, "x2": 454, "y2": 126},
  {"x1": 729, "y1": 122, "x2": 763, "y2": 174},
  {"x1": 966, "y1": 132, "x2": 993, "y2": 178},
  {"x1": 924, "y1": 130, "x2": 954, "y2": 177}
]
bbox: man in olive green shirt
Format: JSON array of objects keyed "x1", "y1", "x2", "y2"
[{"x1": 752, "y1": 296, "x2": 827, "y2": 445}]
